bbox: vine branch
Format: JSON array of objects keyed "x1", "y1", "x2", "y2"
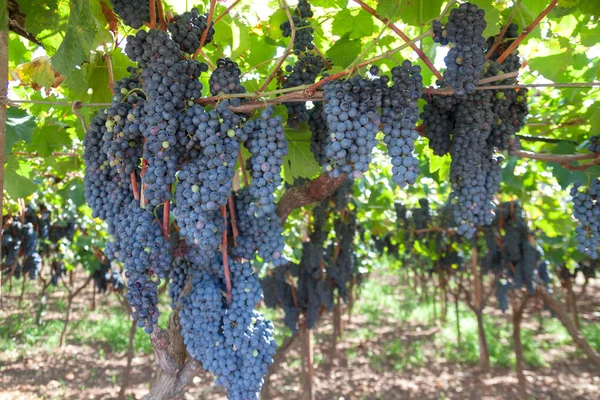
[
  {"x1": 352, "y1": 0, "x2": 443, "y2": 82},
  {"x1": 259, "y1": 0, "x2": 296, "y2": 92},
  {"x1": 497, "y1": 0, "x2": 558, "y2": 64},
  {"x1": 214, "y1": 0, "x2": 241, "y2": 25}
]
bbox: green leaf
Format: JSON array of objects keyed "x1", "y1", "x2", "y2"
[
  {"x1": 6, "y1": 108, "x2": 36, "y2": 155},
  {"x1": 268, "y1": 8, "x2": 288, "y2": 41},
  {"x1": 28, "y1": 123, "x2": 72, "y2": 157},
  {"x1": 283, "y1": 128, "x2": 322, "y2": 184},
  {"x1": 332, "y1": 9, "x2": 375, "y2": 40},
  {"x1": 4, "y1": 156, "x2": 37, "y2": 199},
  {"x1": 377, "y1": 0, "x2": 401, "y2": 20},
  {"x1": 19, "y1": 0, "x2": 61, "y2": 37},
  {"x1": 327, "y1": 34, "x2": 362, "y2": 69},
  {"x1": 8, "y1": 35, "x2": 30, "y2": 68},
  {"x1": 399, "y1": 0, "x2": 446, "y2": 27},
  {"x1": 231, "y1": 19, "x2": 251, "y2": 60},
  {"x1": 60, "y1": 178, "x2": 87, "y2": 208},
  {"x1": 528, "y1": 51, "x2": 574, "y2": 81},
  {"x1": 52, "y1": 0, "x2": 101, "y2": 76}
]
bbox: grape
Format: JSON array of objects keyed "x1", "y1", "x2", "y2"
[
  {"x1": 110, "y1": 0, "x2": 151, "y2": 29},
  {"x1": 83, "y1": 111, "x2": 134, "y2": 223},
  {"x1": 421, "y1": 95, "x2": 456, "y2": 156},
  {"x1": 22, "y1": 222, "x2": 37, "y2": 256},
  {"x1": 168, "y1": 257, "x2": 191, "y2": 308},
  {"x1": 51, "y1": 259, "x2": 67, "y2": 286},
  {"x1": 308, "y1": 103, "x2": 328, "y2": 165},
  {"x1": 381, "y1": 60, "x2": 423, "y2": 187},
  {"x1": 209, "y1": 58, "x2": 246, "y2": 96},
  {"x1": 244, "y1": 106, "x2": 288, "y2": 219},
  {"x1": 587, "y1": 135, "x2": 600, "y2": 153},
  {"x1": 110, "y1": 199, "x2": 172, "y2": 333},
  {"x1": 496, "y1": 277, "x2": 510, "y2": 312},
  {"x1": 233, "y1": 187, "x2": 286, "y2": 265},
  {"x1": 179, "y1": 256, "x2": 277, "y2": 399},
  {"x1": 435, "y1": 3, "x2": 487, "y2": 97},
  {"x1": 167, "y1": 8, "x2": 215, "y2": 54},
  {"x1": 570, "y1": 179, "x2": 600, "y2": 259},
  {"x1": 321, "y1": 76, "x2": 383, "y2": 178},
  {"x1": 283, "y1": 54, "x2": 326, "y2": 127}
]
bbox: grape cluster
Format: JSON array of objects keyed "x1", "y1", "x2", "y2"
[
  {"x1": 421, "y1": 95, "x2": 455, "y2": 156},
  {"x1": 434, "y1": 3, "x2": 487, "y2": 96},
  {"x1": 110, "y1": 0, "x2": 151, "y2": 29},
  {"x1": 109, "y1": 200, "x2": 172, "y2": 333},
  {"x1": 280, "y1": 0, "x2": 315, "y2": 53},
  {"x1": 233, "y1": 187, "x2": 286, "y2": 265},
  {"x1": 83, "y1": 112, "x2": 134, "y2": 222},
  {"x1": 321, "y1": 76, "x2": 384, "y2": 179},
  {"x1": 570, "y1": 179, "x2": 600, "y2": 259},
  {"x1": 167, "y1": 8, "x2": 215, "y2": 54},
  {"x1": 588, "y1": 135, "x2": 600, "y2": 153},
  {"x1": 449, "y1": 91, "x2": 500, "y2": 237},
  {"x1": 93, "y1": 260, "x2": 125, "y2": 294},
  {"x1": 50, "y1": 259, "x2": 67, "y2": 286},
  {"x1": 244, "y1": 107, "x2": 288, "y2": 218},
  {"x1": 209, "y1": 58, "x2": 246, "y2": 96},
  {"x1": 308, "y1": 103, "x2": 328, "y2": 165},
  {"x1": 283, "y1": 54, "x2": 327, "y2": 126},
  {"x1": 381, "y1": 61, "x2": 423, "y2": 187},
  {"x1": 179, "y1": 256, "x2": 277, "y2": 398},
  {"x1": 168, "y1": 257, "x2": 191, "y2": 308}
]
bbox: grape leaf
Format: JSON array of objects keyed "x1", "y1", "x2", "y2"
[
  {"x1": 283, "y1": 129, "x2": 321, "y2": 184},
  {"x1": 12, "y1": 56, "x2": 57, "y2": 89},
  {"x1": 528, "y1": 51, "x2": 574, "y2": 81},
  {"x1": 4, "y1": 156, "x2": 37, "y2": 199},
  {"x1": 5, "y1": 108, "x2": 36, "y2": 156},
  {"x1": 28, "y1": 123, "x2": 72, "y2": 157},
  {"x1": 20, "y1": 0, "x2": 61, "y2": 37},
  {"x1": 327, "y1": 34, "x2": 362, "y2": 69},
  {"x1": 232, "y1": 19, "x2": 251, "y2": 60},
  {"x1": 52, "y1": 0, "x2": 101, "y2": 76},
  {"x1": 332, "y1": 9, "x2": 375, "y2": 40}
]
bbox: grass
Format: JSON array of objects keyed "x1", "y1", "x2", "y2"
[
  {"x1": 352, "y1": 267, "x2": 597, "y2": 371},
  {"x1": 0, "y1": 303, "x2": 165, "y2": 356}
]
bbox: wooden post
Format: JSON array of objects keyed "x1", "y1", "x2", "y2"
[
  {"x1": 0, "y1": 11, "x2": 8, "y2": 292},
  {"x1": 300, "y1": 322, "x2": 314, "y2": 400},
  {"x1": 511, "y1": 293, "x2": 530, "y2": 399},
  {"x1": 333, "y1": 294, "x2": 342, "y2": 346},
  {"x1": 472, "y1": 245, "x2": 490, "y2": 371}
]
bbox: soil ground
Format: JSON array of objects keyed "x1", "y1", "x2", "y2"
[{"x1": 0, "y1": 272, "x2": 598, "y2": 400}]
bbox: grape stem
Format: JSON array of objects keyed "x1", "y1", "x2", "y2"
[
  {"x1": 497, "y1": 0, "x2": 558, "y2": 64},
  {"x1": 102, "y1": 43, "x2": 115, "y2": 93},
  {"x1": 220, "y1": 205, "x2": 233, "y2": 305},
  {"x1": 486, "y1": 0, "x2": 521, "y2": 60},
  {"x1": 194, "y1": 0, "x2": 217, "y2": 58},
  {"x1": 352, "y1": 0, "x2": 444, "y2": 82},
  {"x1": 156, "y1": 0, "x2": 167, "y2": 31},
  {"x1": 228, "y1": 195, "x2": 239, "y2": 247},
  {"x1": 163, "y1": 198, "x2": 170, "y2": 240},
  {"x1": 131, "y1": 172, "x2": 140, "y2": 201},
  {"x1": 258, "y1": 0, "x2": 296, "y2": 92},
  {"x1": 149, "y1": 0, "x2": 157, "y2": 29},
  {"x1": 238, "y1": 151, "x2": 249, "y2": 186}
]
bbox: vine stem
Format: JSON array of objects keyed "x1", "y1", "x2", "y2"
[
  {"x1": 497, "y1": 0, "x2": 558, "y2": 64},
  {"x1": 194, "y1": 0, "x2": 217, "y2": 58},
  {"x1": 514, "y1": 149, "x2": 599, "y2": 165},
  {"x1": 307, "y1": 29, "x2": 433, "y2": 93},
  {"x1": 156, "y1": 0, "x2": 167, "y2": 31},
  {"x1": 220, "y1": 205, "x2": 233, "y2": 305},
  {"x1": 103, "y1": 43, "x2": 115, "y2": 93},
  {"x1": 259, "y1": 0, "x2": 295, "y2": 92},
  {"x1": 213, "y1": 0, "x2": 241, "y2": 25},
  {"x1": 149, "y1": 0, "x2": 157, "y2": 29},
  {"x1": 352, "y1": 0, "x2": 443, "y2": 82},
  {"x1": 227, "y1": 195, "x2": 239, "y2": 247},
  {"x1": 486, "y1": 0, "x2": 521, "y2": 60},
  {"x1": 131, "y1": 172, "x2": 140, "y2": 201},
  {"x1": 238, "y1": 151, "x2": 249, "y2": 186},
  {"x1": 163, "y1": 197, "x2": 170, "y2": 240}
]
